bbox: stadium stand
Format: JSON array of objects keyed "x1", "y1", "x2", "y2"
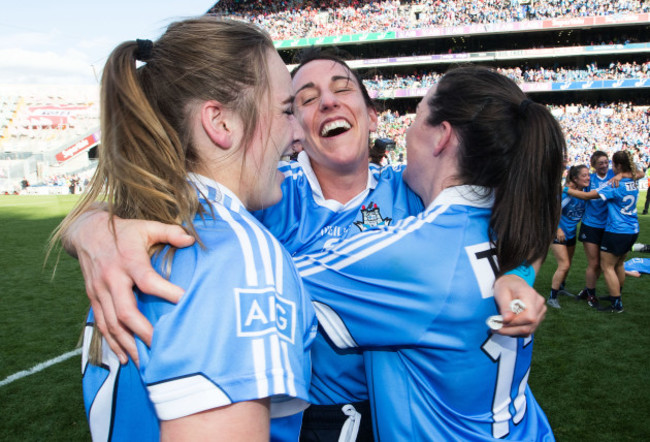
[
  {"x1": 208, "y1": 0, "x2": 650, "y2": 166},
  {"x1": 0, "y1": 85, "x2": 99, "y2": 193},
  {"x1": 1, "y1": 1, "x2": 648, "y2": 191}
]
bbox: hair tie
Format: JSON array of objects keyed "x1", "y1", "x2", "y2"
[
  {"x1": 518, "y1": 98, "x2": 533, "y2": 115},
  {"x1": 135, "y1": 39, "x2": 154, "y2": 62}
]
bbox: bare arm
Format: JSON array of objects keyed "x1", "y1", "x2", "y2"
[
  {"x1": 566, "y1": 187, "x2": 599, "y2": 200},
  {"x1": 160, "y1": 399, "x2": 270, "y2": 442},
  {"x1": 492, "y1": 260, "x2": 546, "y2": 337},
  {"x1": 63, "y1": 208, "x2": 195, "y2": 364}
]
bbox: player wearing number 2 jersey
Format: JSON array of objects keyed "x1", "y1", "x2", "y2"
[
  {"x1": 293, "y1": 66, "x2": 564, "y2": 440},
  {"x1": 570, "y1": 151, "x2": 640, "y2": 313}
]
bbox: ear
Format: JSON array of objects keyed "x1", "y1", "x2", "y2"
[
  {"x1": 367, "y1": 106, "x2": 379, "y2": 133},
  {"x1": 432, "y1": 121, "x2": 456, "y2": 157},
  {"x1": 201, "y1": 100, "x2": 235, "y2": 150}
]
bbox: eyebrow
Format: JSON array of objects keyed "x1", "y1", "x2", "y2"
[{"x1": 294, "y1": 75, "x2": 354, "y2": 95}]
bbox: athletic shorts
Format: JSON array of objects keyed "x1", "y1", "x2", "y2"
[
  {"x1": 579, "y1": 223, "x2": 605, "y2": 245},
  {"x1": 600, "y1": 232, "x2": 638, "y2": 256},
  {"x1": 300, "y1": 400, "x2": 374, "y2": 442},
  {"x1": 553, "y1": 236, "x2": 577, "y2": 247}
]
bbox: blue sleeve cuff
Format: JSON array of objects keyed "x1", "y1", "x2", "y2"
[{"x1": 504, "y1": 265, "x2": 536, "y2": 287}]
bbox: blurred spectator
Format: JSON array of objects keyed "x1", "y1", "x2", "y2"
[{"x1": 209, "y1": 0, "x2": 650, "y2": 41}]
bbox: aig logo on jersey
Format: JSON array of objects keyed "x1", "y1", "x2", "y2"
[{"x1": 235, "y1": 287, "x2": 296, "y2": 344}]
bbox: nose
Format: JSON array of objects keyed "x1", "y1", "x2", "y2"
[
  {"x1": 319, "y1": 89, "x2": 339, "y2": 111},
  {"x1": 290, "y1": 115, "x2": 305, "y2": 146}
]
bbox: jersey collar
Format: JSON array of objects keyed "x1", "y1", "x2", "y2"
[
  {"x1": 297, "y1": 151, "x2": 378, "y2": 210},
  {"x1": 187, "y1": 172, "x2": 245, "y2": 213},
  {"x1": 426, "y1": 185, "x2": 494, "y2": 212}
]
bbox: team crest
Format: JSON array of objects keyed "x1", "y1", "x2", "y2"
[{"x1": 354, "y1": 202, "x2": 392, "y2": 231}]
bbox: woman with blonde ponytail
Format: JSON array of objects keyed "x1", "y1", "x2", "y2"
[{"x1": 53, "y1": 17, "x2": 316, "y2": 441}]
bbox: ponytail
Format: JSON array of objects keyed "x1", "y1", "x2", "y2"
[
  {"x1": 493, "y1": 101, "x2": 565, "y2": 273},
  {"x1": 427, "y1": 66, "x2": 566, "y2": 275}
]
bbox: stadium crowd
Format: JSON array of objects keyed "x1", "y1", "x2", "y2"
[
  {"x1": 210, "y1": 0, "x2": 650, "y2": 41},
  {"x1": 375, "y1": 102, "x2": 650, "y2": 167},
  {"x1": 364, "y1": 61, "x2": 650, "y2": 95}
]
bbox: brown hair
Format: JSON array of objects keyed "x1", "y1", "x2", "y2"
[{"x1": 426, "y1": 66, "x2": 566, "y2": 274}]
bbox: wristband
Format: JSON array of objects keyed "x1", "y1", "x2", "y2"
[{"x1": 504, "y1": 265, "x2": 536, "y2": 287}]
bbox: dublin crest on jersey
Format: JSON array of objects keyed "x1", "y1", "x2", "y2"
[{"x1": 354, "y1": 202, "x2": 392, "y2": 231}]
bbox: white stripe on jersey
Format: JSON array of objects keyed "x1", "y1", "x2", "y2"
[
  {"x1": 312, "y1": 301, "x2": 357, "y2": 349},
  {"x1": 86, "y1": 329, "x2": 121, "y2": 442},
  {"x1": 514, "y1": 367, "x2": 530, "y2": 424},
  {"x1": 239, "y1": 213, "x2": 276, "y2": 288},
  {"x1": 252, "y1": 338, "x2": 269, "y2": 398},
  {"x1": 148, "y1": 374, "x2": 231, "y2": 420},
  {"x1": 215, "y1": 204, "x2": 258, "y2": 287},
  {"x1": 273, "y1": 237, "x2": 284, "y2": 296},
  {"x1": 281, "y1": 340, "x2": 297, "y2": 397},
  {"x1": 270, "y1": 334, "x2": 285, "y2": 395},
  {"x1": 296, "y1": 204, "x2": 450, "y2": 277}
]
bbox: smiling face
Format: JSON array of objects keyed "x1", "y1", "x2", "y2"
[
  {"x1": 573, "y1": 166, "x2": 591, "y2": 189},
  {"x1": 292, "y1": 59, "x2": 378, "y2": 178},
  {"x1": 578, "y1": 167, "x2": 591, "y2": 188},
  {"x1": 243, "y1": 49, "x2": 303, "y2": 210},
  {"x1": 593, "y1": 155, "x2": 610, "y2": 177}
]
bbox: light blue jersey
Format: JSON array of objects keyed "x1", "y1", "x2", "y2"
[
  {"x1": 624, "y1": 257, "x2": 650, "y2": 274},
  {"x1": 294, "y1": 186, "x2": 554, "y2": 441},
  {"x1": 558, "y1": 188, "x2": 587, "y2": 240},
  {"x1": 255, "y1": 152, "x2": 424, "y2": 405},
  {"x1": 598, "y1": 178, "x2": 639, "y2": 234},
  {"x1": 82, "y1": 175, "x2": 317, "y2": 442},
  {"x1": 582, "y1": 169, "x2": 615, "y2": 228}
]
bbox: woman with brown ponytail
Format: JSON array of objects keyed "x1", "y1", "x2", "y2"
[
  {"x1": 295, "y1": 66, "x2": 565, "y2": 440},
  {"x1": 51, "y1": 17, "x2": 316, "y2": 441}
]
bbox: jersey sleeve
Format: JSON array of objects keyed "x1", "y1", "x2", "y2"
[
  {"x1": 294, "y1": 209, "x2": 467, "y2": 350},
  {"x1": 596, "y1": 182, "x2": 615, "y2": 201},
  {"x1": 136, "y1": 222, "x2": 314, "y2": 422}
]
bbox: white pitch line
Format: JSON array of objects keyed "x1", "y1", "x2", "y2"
[{"x1": 0, "y1": 348, "x2": 82, "y2": 387}]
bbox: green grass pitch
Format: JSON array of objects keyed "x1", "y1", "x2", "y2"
[{"x1": 1, "y1": 194, "x2": 649, "y2": 440}]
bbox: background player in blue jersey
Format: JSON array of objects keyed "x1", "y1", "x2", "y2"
[
  {"x1": 60, "y1": 51, "x2": 548, "y2": 441},
  {"x1": 295, "y1": 66, "x2": 564, "y2": 440},
  {"x1": 51, "y1": 18, "x2": 317, "y2": 441},
  {"x1": 574, "y1": 151, "x2": 642, "y2": 307},
  {"x1": 569, "y1": 151, "x2": 640, "y2": 313},
  {"x1": 547, "y1": 165, "x2": 590, "y2": 309}
]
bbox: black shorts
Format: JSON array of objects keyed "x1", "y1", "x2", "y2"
[
  {"x1": 553, "y1": 236, "x2": 577, "y2": 247},
  {"x1": 579, "y1": 223, "x2": 605, "y2": 245},
  {"x1": 600, "y1": 232, "x2": 638, "y2": 256},
  {"x1": 300, "y1": 400, "x2": 374, "y2": 442}
]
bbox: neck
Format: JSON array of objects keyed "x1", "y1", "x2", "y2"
[{"x1": 311, "y1": 162, "x2": 369, "y2": 204}]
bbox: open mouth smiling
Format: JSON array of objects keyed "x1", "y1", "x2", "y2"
[{"x1": 320, "y1": 119, "x2": 351, "y2": 137}]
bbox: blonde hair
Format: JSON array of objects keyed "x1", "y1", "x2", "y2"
[
  {"x1": 48, "y1": 17, "x2": 276, "y2": 363},
  {"x1": 52, "y1": 17, "x2": 275, "y2": 248}
]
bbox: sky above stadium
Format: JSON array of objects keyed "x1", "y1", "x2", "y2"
[{"x1": 0, "y1": 0, "x2": 215, "y2": 85}]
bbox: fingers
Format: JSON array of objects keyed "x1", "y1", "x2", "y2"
[
  {"x1": 144, "y1": 222, "x2": 195, "y2": 250},
  {"x1": 493, "y1": 274, "x2": 547, "y2": 337},
  {"x1": 497, "y1": 301, "x2": 546, "y2": 337},
  {"x1": 74, "y1": 216, "x2": 188, "y2": 365},
  {"x1": 130, "y1": 267, "x2": 184, "y2": 304},
  {"x1": 117, "y1": 220, "x2": 191, "y2": 304}
]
